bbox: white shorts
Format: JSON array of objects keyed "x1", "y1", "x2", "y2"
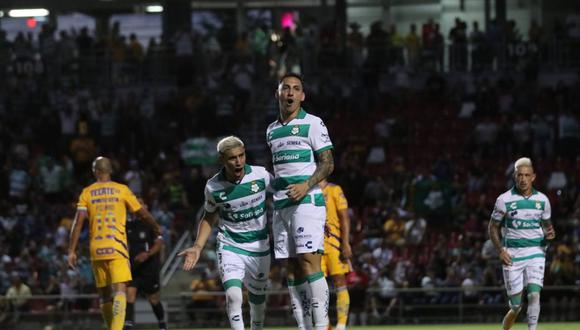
[
  {"x1": 502, "y1": 258, "x2": 545, "y2": 296},
  {"x1": 217, "y1": 244, "x2": 271, "y2": 295},
  {"x1": 273, "y1": 204, "x2": 325, "y2": 259}
]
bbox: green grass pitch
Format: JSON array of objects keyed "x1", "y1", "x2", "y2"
[{"x1": 160, "y1": 323, "x2": 580, "y2": 330}]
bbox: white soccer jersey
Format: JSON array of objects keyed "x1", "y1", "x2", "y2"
[
  {"x1": 266, "y1": 108, "x2": 333, "y2": 210},
  {"x1": 204, "y1": 165, "x2": 274, "y2": 255},
  {"x1": 491, "y1": 187, "x2": 551, "y2": 262}
]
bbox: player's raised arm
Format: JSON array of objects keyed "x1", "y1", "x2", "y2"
[
  {"x1": 179, "y1": 210, "x2": 219, "y2": 271},
  {"x1": 68, "y1": 209, "x2": 88, "y2": 270}
]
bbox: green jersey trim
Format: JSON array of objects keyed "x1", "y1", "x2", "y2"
[
  {"x1": 222, "y1": 244, "x2": 270, "y2": 257},
  {"x1": 504, "y1": 237, "x2": 546, "y2": 248},
  {"x1": 221, "y1": 227, "x2": 269, "y2": 243},
  {"x1": 268, "y1": 124, "x2": 310, "y2": 142},
  {"x1": 273, "y1": 193, "x2": 326, "y2": 209},
  {"x1": 273, "y1": 175, "x2": 310, "y2": 191},
  {"x1": 272, "y1": 149, "x2": 311, "y2": 165},
  {"x1": 211, "y1": 178, "x2": 266, "y2": 203},
  {"x1": 504, "y1": 199, "x2": 545, "y2": 211},
  {"x1": 511, "y1": 253, "x2": 545, "y2": 262},
  {"x1": 315, "y1": 145, "x2": 333, "y2": 154},
  {"x1": 219, "y1": 201, "x2": 266, "y2": 223}
]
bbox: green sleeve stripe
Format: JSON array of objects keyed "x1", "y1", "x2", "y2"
[
  {"x1": 315, "y1": 145, "x2": 333, "y2": 154},
  {"x1": 223, "y1": 279, "x2": 242, "y2": 290}
]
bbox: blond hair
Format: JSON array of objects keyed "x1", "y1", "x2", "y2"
[
  {"x1": 217, "y1": 136, "x2": 244, "y2": 154},
  {"x1": 514, "y1": 157, "x2": 533, "y2": 171}
]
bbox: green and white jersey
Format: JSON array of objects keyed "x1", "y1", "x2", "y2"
[
  {"x1": 204, "y1": 165, "x2": 274, "y2": 255},
  {"x1": 491, "y1": 187, "x2": 551, "y2": 263},
  {"x1": 266, "y1": 108, "x2": 333, "y2": 210}
]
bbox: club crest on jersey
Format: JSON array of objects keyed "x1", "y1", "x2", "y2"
[
  {"x1": 535, "y1": 202, "x2": 541, "y2": 209},
  {"x1": 250, "y1": 181, "x2": 259, "y2": 193},
  {"x1": 291, "y1": 125, "x2": 300, "y2": 135}
]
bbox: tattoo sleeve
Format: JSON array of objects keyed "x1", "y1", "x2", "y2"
[
  {"x1": 488, "y1": 220, "x2": 504, "y2": 254},
  {"x1": 307, "y1": 149, "x2": 334, "y2": 188}
]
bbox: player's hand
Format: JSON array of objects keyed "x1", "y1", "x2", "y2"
[
  {"x1": 179, "y1": 245, "x2": 202, "y2": 271},
  {"x1": 341, "y1": 243, "x2": 353, "y2": 261},
  {"x1": 286, "y1": 182, "x2": 309, "y2": 202},
  {"x1": 544, "y1": 225, "x2": 556, "y2": 240},
  {"x1": 67, "y1": 251, "x2": 77, "y2": 270},
  {"x1": 499, "y1": 248, "x2": 512, "y2": 266},
  {"x1": 134, "y1": 252, "x2": 149, "y2": 264}
]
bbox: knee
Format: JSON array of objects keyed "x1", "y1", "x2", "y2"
[
  {"x1": 508, "y1": 295, "x2": 522, "y2": 312},
  {"x1": 225, "y1": 287, "x2": 243, "y2": 307},
  {"x1": 528, "y1": 292, "x2": 540, "y2": 305}
]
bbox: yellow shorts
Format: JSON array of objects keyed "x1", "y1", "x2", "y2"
[
  {"x1": 321, "y1": 242, "x2": 350, "y2": 277},
  {"x1": 92, "y1": 258, "x2": 132, "y2": 288}
]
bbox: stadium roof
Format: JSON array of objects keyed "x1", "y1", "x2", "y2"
[{"x1": 0, "y1": 0, "x2": 346, "y2": 12}]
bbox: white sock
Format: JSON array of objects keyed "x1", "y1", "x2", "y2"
[
  {"x1": 289, "y1": 280, "x2": 312, "y2": 330},
  {"x1": 225, "y1": 286, "x2": 244, "y2": 330},
  {"x1": 527, "y1": 292, "x2": 540, "y2": 330},
  {"x1": 308, "y1": 274, "x2": 329, "y2": 330},
  {"x1": 249, "y1": 294, "x2": 266, "y2": 330}
]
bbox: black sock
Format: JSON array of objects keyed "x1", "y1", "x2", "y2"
[
  {"x1": 126, "y1": 302, "x2": 135, "y2": 325},
  {"x1": 151, "y1": 301, "x2": 166, "y2": 325}
]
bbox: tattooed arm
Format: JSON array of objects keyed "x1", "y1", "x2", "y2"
[
  {"x1": 286, "y1": 149, "x2": 334, "y2": 202},
  {"x1": 488, "y1": 219, "x2": 512, "y2": 265},
  {"x1": 541, "y1": 219, "x2": 556, "y2": 240}
]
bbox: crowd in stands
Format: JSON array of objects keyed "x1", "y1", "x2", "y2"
[{"x1": 0, "y1": 12, "x2": 580, "y2": 325}]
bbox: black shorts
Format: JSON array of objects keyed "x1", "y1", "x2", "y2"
[{"x1": 128, "y1": 264, "x2": 160, "y2": 295}]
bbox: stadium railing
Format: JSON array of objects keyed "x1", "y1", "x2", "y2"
[{"x1": 1, "y1": 285, "x2": 578, "y2": 329}]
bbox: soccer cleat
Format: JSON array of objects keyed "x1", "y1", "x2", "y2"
[{"x1": 502, "y1": 309, "x2": 520, "y2": 330}]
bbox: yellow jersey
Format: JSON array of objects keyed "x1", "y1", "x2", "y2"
[
  {"x1": 77, "y1": 181, "x2": 141, "y2": 261},
  {"x1": 322, "y1": 183, "x2": 348, "y2": 250}
]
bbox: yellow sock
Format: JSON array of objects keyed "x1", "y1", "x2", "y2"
[
  {"x1": 336, "y1": 286, "x2": 350, "y2": 329},
  {"x1": 100, "y1": 301, "x2": 113, "y2": 328},
  {"x1": 111, "y1": 291, "x2": 127, "y2": 330}
]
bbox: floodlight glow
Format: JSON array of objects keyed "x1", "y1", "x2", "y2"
[
  {"x1": 0, "y1": 11, "x2": 4, "y2": 18},
  {"x1": 8, "y1": 8, "x2": 49, "y2": 18},
  {"x1": 146, "y1": 5, "x2": 163, "y2": 13}
]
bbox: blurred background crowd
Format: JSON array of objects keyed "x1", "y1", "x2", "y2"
[{"x1": 0, "y1": 6, "x2": 579, "y2": 326}]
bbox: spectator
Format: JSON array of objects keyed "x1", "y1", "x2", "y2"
[{"x1": 5, "y1": 274, "x2": 32, "y2": 317}]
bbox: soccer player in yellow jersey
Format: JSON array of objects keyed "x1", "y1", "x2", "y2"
[
  {"x1": 67, "y1": 157, "x2": 161, "y2": 330},
  {"x1": 319, "y1": 179, "x2": 352, "y2": 330}
]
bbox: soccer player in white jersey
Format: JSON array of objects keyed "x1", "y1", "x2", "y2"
[
  {"x1": 488, "y1": 157, "x2": 556, "y2": 330},
  {"x1": 179, "y1": 136, "x2": 273, "y2": 330},
  {"x1": 267, "y1": 73, "x2": 334, "y2": 330}
]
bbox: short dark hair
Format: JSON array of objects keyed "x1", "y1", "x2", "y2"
[{"x1": 278, "y1": 72, "x2": 304, "y2": 87}]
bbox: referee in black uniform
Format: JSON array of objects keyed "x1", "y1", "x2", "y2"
[{"x1": 124, "y1": 199, "x2": 167, "y2": 330}]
